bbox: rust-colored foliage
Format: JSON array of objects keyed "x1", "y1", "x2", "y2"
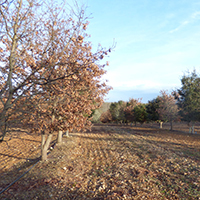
[
  {"x1": 100, "y1": 110, "x2": 112, "y2": 123},
  {"x1": 157, "y1": 90, "x2": 179, "y2": 130},
  {"x1": 124, "y1": 98, "x2": 142, "y2": 123},
  {"x1": 0, "y1": 0, "x2": 112, "y2": 160}
]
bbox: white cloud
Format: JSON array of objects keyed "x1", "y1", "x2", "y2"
[
  {"x1": 104, "y1": 62, "x2": 181, "y2": 93},
  {"x1": 169, "y1": 20, "x2": 189, "y2": 33},
  {"x1": 191, "y1": 11, "x2": 200, "y2": 19},
  {"x1": 170, "y1": 11, "x2": 200, "y2": 33},
  {"x1": 104, "y1": 43, "x2": 200, "y2": 94},
  {"x1": 107, "y1": 78, "x2": 161, "y2": 91}
]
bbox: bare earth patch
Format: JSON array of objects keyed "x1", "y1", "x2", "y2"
[{"x1": 0, "y1": 123, "x2": 200, "y2": 199}]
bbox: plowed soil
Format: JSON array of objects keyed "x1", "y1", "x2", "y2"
[{"x1": 0, "y1": 123, "x2": 200, "y2": 199}]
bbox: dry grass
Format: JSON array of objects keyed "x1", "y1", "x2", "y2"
[{"x1": 0, "y1": 123, "x2": 200, "y2": 199}]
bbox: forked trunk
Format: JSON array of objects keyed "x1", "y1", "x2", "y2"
[
  {"x1": 41, "y1": 131, "x2": 53, "y2": 161},
  {"x1": 57, "y1": 130, "x2": 63, "y2": 143}
]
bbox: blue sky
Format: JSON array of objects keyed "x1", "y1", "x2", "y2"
[{"x1": 83, "y1": 0, "x2": 200, "y2": 103}]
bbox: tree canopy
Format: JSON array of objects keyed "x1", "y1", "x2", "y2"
[
  {"x1": 175, "y1": 70, "x2": 200, "y2": 123},
  {"x1": 157, "y1": 90, "x2": 179, "y2": 130},
  {"x1": 0, "y1": 0, "x2": 112, "y2": 160},
  {"x1": 146, "y1": 98, "x2": 160, "y2": 122}
]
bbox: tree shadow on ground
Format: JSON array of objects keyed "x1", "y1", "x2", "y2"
[
  {"x1": 1, "y1": 124, "x2": 200, "y2": 199},
  {"x1": 0, "y1": 153, "x2": 40, "y2": 160},
  {"x1": 0, "y1": 143, "x2": 124, "y2": 200}
]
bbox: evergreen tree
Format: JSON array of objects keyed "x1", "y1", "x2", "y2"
[
  {"x1": 146, "y1": 98, "x2": 160, "y2": 122},
  {"x1": 109, "y1": 101, "x2": 126, "y2": 123},
  {"x1": 133, "y1": 104, "x2": 148, "y2": 125},
  {"x1": 175, "y1": 70, "x2": 200, "y2": 133}
]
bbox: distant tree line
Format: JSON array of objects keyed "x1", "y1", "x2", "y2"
[{"x1": 97, "y1": 70, "x2": 200, "y2": 133}]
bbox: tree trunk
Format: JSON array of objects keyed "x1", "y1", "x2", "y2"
[
  {"x1": 63, "y1": 130, "x2": 69, "y2": 137},
  {"x1": 159, "y1": 121, "x2": 163, "y2": 129},
  {"x1": 57, "y1": 130, "x2": 63, "y2": 143},
  {"x1": 189, "y1": 121, "x2": 195, "y2": 134},
  {"x1": 192, "y1": 124, "x2": 195, "y2": 134},
  {"x1": 170, "y1": 120, "x2": 173, "y2": 130},
  {"x1": 0, "y1": 117, "x2": 7, "y2": 142},
  {"x1": 41, "y1": 131, "x2": 53, "y2": 161}
]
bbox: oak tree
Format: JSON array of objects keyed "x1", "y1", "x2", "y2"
[
  {"x1": 100, "y1": 110, "x2": 112, "y2": 123},
  {"x1": 124, "y1": 98, "x2": 142, "y2": 125},
  {"x1": 157, "y1": 90, "x2": 179, "y2": 130},
  {"x1": 0, "y1": 0, "x2": 112, "y2": 160}
]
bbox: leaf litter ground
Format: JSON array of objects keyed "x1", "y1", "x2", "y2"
[{"x1": 0, "y1": 123, "x2": 200, "y2": 199}]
